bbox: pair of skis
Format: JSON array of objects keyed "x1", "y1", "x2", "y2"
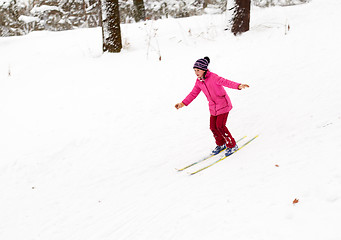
[{"x1": 176, "y1": 135, "x2": 259, "y2": 175}]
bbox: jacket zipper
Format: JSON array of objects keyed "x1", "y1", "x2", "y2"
[{"x1": 203, "y1": 80, "x2": 217, "y2": 115}]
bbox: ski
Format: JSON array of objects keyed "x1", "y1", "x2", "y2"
[
  {"x1": 188, "y1": 135, "x2": 259, "y2": 175},
  {"x1": 176, "y1": 136, "x2": 246, "y2": 172}
]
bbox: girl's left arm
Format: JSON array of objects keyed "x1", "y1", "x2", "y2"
[
  {"x1": 216, "y1": 75, "x2": 249, "y2": 90},
  {"x1": 216, "y1": 76, "x2": 241, "y2": 89}
]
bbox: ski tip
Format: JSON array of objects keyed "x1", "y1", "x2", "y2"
[
  {"x1": 249, "y1": 134, "x2": 259, "y2": 140},
  {"x1": 187, "y1": 170, "x2": 201, "y2": 175},
  {"x1": 237, "y1": 136, "x2": 247, "y2": 142}
]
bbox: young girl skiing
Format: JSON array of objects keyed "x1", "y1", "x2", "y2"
[{"x1": 175, "y1": 57, "x2": 249, "y2": 157}]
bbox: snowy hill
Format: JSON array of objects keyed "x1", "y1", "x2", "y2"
[{"x1": 1, "y1": 0, "x2": 341, "y2": 239}]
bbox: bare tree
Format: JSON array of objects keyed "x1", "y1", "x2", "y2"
[
  {"x1": 226, "y1": 0, "x2": 251, "y2": 35},
  {"x1": 100, "y1": 0, "x2": 122, "y2": 53}
]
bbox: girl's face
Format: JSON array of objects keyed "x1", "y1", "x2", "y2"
[{"x1": 194, "y1": 68, "x2": 205, "y2": 79}]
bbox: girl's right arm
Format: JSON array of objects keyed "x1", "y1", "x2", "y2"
[
  {"x1": 181, "y1": 83, "x2": 201, "y2": 106},
  {"x1": 175, "y1": 81, "x2": 201, "y2": 110}
]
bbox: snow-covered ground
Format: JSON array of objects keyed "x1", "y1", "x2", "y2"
[{"x1": 1, "y1": 0, "x2": 341, "y2": 239}]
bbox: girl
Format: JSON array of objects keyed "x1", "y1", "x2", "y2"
[{"x1": 175, "y1": 57, "x2": 249, "y2": 157}]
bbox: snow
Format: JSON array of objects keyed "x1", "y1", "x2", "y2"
[
  {"x1": 1, "y1": 0, "x2": 341, "y2": 239},
  {"x1": 30, "y1": 5, "x2": 61, "y2": 15},
  {"x1": 19, "y1": 15, "x2": 40, "y2": 23}
]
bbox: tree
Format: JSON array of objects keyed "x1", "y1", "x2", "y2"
[
  {"x1": 133, "y1": 0, "x2": 145, "y2": 22},
  {"x1": 100, "y1": 0, "x2": 122, "y2": 53},
  {"x1": 0, "y1": 0, "x2": 24, "y2": 37},
  {"x1": 226, "y1": 0, "x2": 251, "y2": 35}
]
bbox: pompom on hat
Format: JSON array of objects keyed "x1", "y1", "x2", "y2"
[{"x1": 193, "y1": 56, "x2": 210, "y2": 71}]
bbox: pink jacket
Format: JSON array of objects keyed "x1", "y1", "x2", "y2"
[{"x1": 182, "y1": 70, "x2": 241, "y2": 116}]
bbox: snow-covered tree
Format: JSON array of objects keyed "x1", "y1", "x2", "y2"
[
  {"x1": 253, "y1": 0, "x2": 310, "y2": 7},
  {"x1": 225, "y1": 0, "x2": 235, "y2": 31},
  {"x1": 0, "y1": 0, "x2": 312, "y2": 38},
  {"x1": 133, "y1": 0, "x2": 145, "y2": 22},
  {"x1": 101, "y1": 0, "x2": 122, "y2": 53},
  {"x1": 226, "y1": 0, "x2": 250, "y2": 35},
  {"x1": 0, "y1": 0, "x2": 25, "y2": 36},
  {"x1": 28, "y1": 0, "x2": 100, "y2": 31},
  {"x1": 59, "y1": 0, "x2": 99, "y2": 28}
]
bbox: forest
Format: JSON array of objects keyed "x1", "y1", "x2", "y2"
[{"x1": 1, "y1": 0, "x2": 309, "y2": 37}]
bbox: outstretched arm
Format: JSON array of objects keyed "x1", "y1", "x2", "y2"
[
  {"x1": 216, "y1": 75, "x2": 240, "y2": 89},
  {"x1": 175, "y1": 82, "x2": 201, "y2": 110}
]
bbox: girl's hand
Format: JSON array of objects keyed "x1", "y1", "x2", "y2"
[
  {"x1": 238, "y1": 84, "x2": 249, "y2": 90},
  {"x1": 175, "y1": 102, "x2": 185, "y2": 109}
]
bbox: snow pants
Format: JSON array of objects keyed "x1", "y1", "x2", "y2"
[{"x1": 210, "y1": 112, "x2": 236, "y2": 148}]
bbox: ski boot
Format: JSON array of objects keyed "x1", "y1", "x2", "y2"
[
  {"x1": 211, "y1": 144, "x2": 226, "y2": 155},
  {"x1": 225, "y1": 144, "x2": 239, "y2": 157}
]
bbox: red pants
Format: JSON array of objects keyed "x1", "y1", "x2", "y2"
[{"x1": 210, "y1": 112, "x2": 236, "y2": 148}]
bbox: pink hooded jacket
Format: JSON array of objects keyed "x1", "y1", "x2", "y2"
[{"x1": 182, "y1": 70, "x2": 241, "y2": 116}]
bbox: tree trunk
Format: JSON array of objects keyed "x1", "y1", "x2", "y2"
[
  {"x1": 101, "y1": 0, "x2": 122, "y2": 53},
  {"x1": 133, "y1": 0, "x2": 145, "y2": 22},
  {"x1": 231, "y1": 0, "x2": 251, "y2": 35}
]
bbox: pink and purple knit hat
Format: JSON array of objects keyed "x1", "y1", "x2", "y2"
[{"x1": 193, "y1": 56, "x2": 210, "y2": 71}]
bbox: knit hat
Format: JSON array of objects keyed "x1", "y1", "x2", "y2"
[{"x1": 193, "y1": 56, "x2": 210, "y2": 71}]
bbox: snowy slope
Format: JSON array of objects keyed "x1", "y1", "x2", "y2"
[{"x1": 1, "y1": 0, "x2": 341, "y2": 239}]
